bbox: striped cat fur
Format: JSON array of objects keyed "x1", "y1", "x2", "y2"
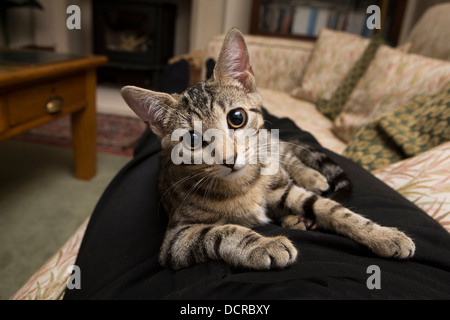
[{"x1": 121, "y1": 28, "x2": 415, "y2": 270}]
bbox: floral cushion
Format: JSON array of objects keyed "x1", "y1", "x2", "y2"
[
  {"x1": 373, "y1": 142, "x2": 450, "y2": 233},
  {"x1": 333, "y1": 45, "x2": 450, "y2": 142},
  {"x1": 342, "y1": 120, "x2": 403, "y2": 172},
  {"x1": 291, "y1": 28, "x2": 369, "y2": 103},
  {"x1": 316, "y1": 34, "x2": 387, "y2": 120},
  {"x1": 378, "y1": 82, "x2": 450, "y2": 157},
  {"x1": 343, "y1": 82, "x2": 450, "y2": 171}
]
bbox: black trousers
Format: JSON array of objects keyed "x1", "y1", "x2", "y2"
[{"x1": 64, "y1": 110, "x2": 450, "y2": 300}]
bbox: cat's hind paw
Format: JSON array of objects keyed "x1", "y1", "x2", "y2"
[
  {"x1": 281, "y1": 214, "x2": 317, "y2": 231},
  {"x1": 295, "y1": 169, "x2": 330, "y2": 195}
]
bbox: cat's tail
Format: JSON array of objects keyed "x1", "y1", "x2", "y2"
[{"x1": 284, "y1": 138, "x2": 353, "y2": 201}]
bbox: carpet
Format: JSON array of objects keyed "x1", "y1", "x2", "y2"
[
  {"x1": 0, "y1": 140, "x2": 132, "y2": 299},
  {"x1": 13, "y1": 113, "x2": 147, "y2": 156}
]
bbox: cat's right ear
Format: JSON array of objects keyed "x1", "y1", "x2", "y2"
[
  {"x1": 121, "y1": 86, "x2": 176, "y2": 138},
  {"x1": 213, "y1": 28, "x2": 256, "y2": 93}
]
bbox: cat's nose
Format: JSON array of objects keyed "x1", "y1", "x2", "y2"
[
  {"x1": 223, "y1": 154, "x2": 246, "y2": 171},
  {"x1": 223, "y1": 163, "x2": 235, "y2": 170},
  {"x1": 223, "y1": 154, "x2": 237, "y2": 170},
  {"x1": 223, "y1": 162, "x2": 245, "y2": 172}
]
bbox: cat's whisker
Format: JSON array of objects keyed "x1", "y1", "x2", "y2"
[
  {"x1": 158, "y1": 171, "x2": 205, "y2": 213},
  {"x1": 263, "y1": 119, "x2": 272, "y2": 127},
  {"x1": 257, "y1": 141, "x2": 318, "y2": 157},
  {"x1": 280, "y1": 141, "x2": 318, "y2": 154},
  {"x1": 203, "y1": 176, "x2": 217, "y2": 201},
  {"x1": 180, "y1": 175, "x2": 210, "y2": 209}
]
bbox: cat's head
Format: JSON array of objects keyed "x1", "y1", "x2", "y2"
[{"x1": 121, "y1": 28, "x2": 266, "y2": 180}]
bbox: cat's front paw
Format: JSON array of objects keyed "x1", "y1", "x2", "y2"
[
  {"x1": 247, "y1": 236, "x2": 298, "y2": 270},
  {"x1": 368, "y1": 227, "x2": 415, "y2": 259}
]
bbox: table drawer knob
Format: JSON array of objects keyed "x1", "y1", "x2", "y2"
[{"x1": 45, "y1": 96, "x2": 64, "y2": 114}]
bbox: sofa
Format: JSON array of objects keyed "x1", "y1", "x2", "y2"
[{"x1": 11, "y1": 3, "x2": 450, "y2": 300}]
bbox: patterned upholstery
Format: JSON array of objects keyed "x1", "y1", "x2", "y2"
[
  {"x1": 10, "y1": 218, "x2": 89, "y2": 300},
  {"x1": 373, "y1": 141, "x2": 450, "y2": 233}
]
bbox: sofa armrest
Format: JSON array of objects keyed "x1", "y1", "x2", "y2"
[
  {"x1": 10, "y1": 218, "x2": 89, "y2": 300},
  {"x1": 204, "y1": 34, "x2": 314, "y2": 93}
]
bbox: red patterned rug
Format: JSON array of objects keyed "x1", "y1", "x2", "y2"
[{"x1": 13, "y1": 113, "x2": 147, "y2": 156}]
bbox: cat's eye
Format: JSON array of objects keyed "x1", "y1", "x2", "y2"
[
  {"x1": 182, "y1": 131, "x2": 202, "y2": 150},
  {"x1": 227, "y1": 108, "x2": 247, "y2": 129}
]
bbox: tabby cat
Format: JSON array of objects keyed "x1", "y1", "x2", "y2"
[{"x1": 121, "y1": 28, "x2": 415, "y2": 270}]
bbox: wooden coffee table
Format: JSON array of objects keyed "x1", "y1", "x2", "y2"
[{"x1": 0, "y1": 50, "x2": 107, "y2": 180}]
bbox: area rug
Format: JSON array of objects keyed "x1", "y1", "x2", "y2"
[{"x1": 13, "y1": 113, "x2": 147, "y2": 156}]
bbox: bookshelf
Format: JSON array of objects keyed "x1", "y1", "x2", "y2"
[{"x1": 250, "y1": 0, "x2": 408, "y2": 44}]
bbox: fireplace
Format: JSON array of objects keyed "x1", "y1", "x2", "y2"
[{"x1": 93, "y1": 0, "x2": 176, "y2": 88}]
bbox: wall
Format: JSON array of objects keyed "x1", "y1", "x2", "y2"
[
  {"x1": 1, "y1": 7, "x2": 34, "y2": 48},
  {"x1": 169, "y1": 0, "x2": 192, "y2": 56},
  {"x1": 189, "y1": 0, "x2": 252, "y2": 52},
  {"x1": 222, "y1": 0, "x2": 252, "y2": 34},
  {"x1": 32, "y1": 0, "x2": 92, "y2": 54}
]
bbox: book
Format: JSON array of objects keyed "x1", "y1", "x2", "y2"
[
  {"x1": 259, "y1": 4, "x2": 294, "y2": 34},
  {"x1": 273, "y1": 1, "x2": 380, "y2": 38},
  {"x1": 314, "y1": 7, "x2": 330, "y2": 36},
  {"x1": 279, "y1": 6, "x2": 293, "y2": 33},
  {"x1": 306, "y1": 7, "x2": 317, "y2": 36},
  {"x1": 262, "y1": 4, "x2": 281, "y2": 32},
  {"x1": 327, "y1": 10, "x2": 339, "y2": 30},
  {"x1": 337, "y1": 11, "x2": 348, "y2": 31},
  {"x1": 291, "y1": 5, "x2": 311, "y2": 35},
  {"x1": 346, "y1": 10, "x2": 366, "y2": 35},
  {"x1": 361, "y1": 13, "x2": 374, "y2": 37}
]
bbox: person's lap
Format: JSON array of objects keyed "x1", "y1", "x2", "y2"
[{"x1": 64, "y1": 110, "x2": 450, "y2": 300}]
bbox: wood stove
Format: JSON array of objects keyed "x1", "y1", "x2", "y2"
[{"x1": 93, "y1": 0, "x2": 176, "y2": 88}]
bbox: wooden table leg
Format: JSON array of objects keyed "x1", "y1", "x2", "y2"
[{"x1": 71, "y1": 69, "x2": 97, "y2": 180}]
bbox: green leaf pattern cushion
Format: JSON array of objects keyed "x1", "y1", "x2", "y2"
[
  {"x1": 378, "y1": 82, "x2": 450, "y2": 157},
  {"x1": 343, "y1": 82, "x2": 450, "y2": 171}
]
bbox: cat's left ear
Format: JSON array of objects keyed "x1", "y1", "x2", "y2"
[
  {"x1": 121, "y1": 86, "x2": 176, "y2": 138},
  {"x1": 213, "y1": 28, "x2": 256, "y2": 93}
]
